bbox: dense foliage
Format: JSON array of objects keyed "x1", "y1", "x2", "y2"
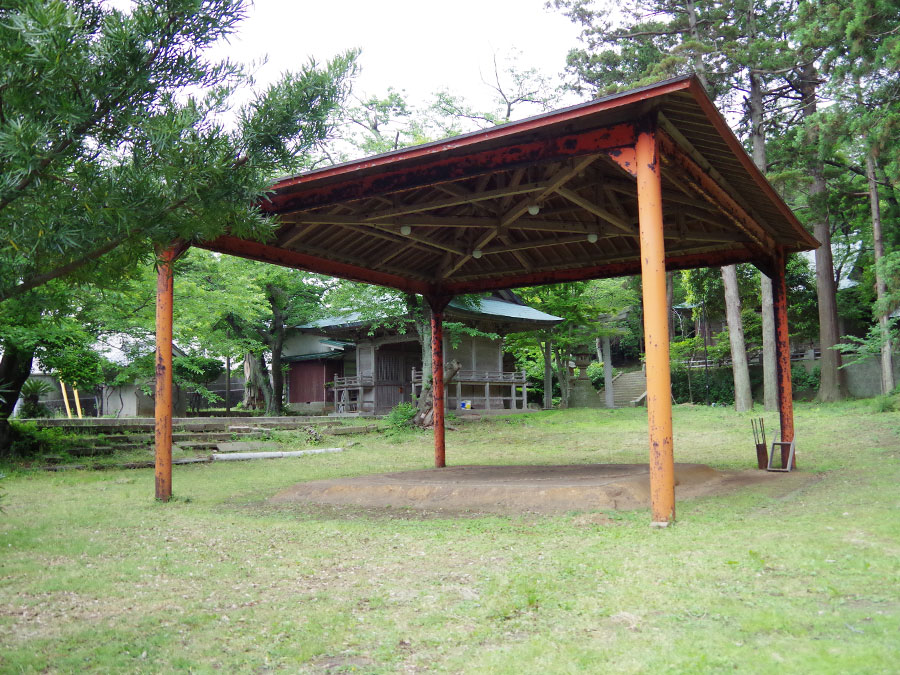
[{"x1": 0, "y1": 0, "x2": 357, "y2": 445}]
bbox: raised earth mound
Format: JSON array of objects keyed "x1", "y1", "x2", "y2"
[{"x1": 270, "y1": 463, "x2": 794, "y2": 515}]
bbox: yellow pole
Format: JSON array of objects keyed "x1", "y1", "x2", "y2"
[
  {"x1": 59, "y1": 381, "x2": 73, "y2": 419},
  {"x1": 635, "y1": 120, "x2": 676, "y2": 526},
  {"x1": 72, "y1": 386, "x2": 83, "y2": 419}
]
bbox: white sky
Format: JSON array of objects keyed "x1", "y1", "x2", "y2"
[{"x1": 212, "y1": 0, "x2": 584, "y2": 113}]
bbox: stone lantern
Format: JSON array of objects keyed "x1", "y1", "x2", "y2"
[
  {"x1": 573, "y1": 345, "x2": 593, "y2": 380},
  {"x1": 568, "y1": 344, "x2": 603, "y2": 408}
]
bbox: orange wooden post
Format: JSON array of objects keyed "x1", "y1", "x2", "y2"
[
  {"x1": 429, "y1": 296, "x2": 451, "y2": 468},
  {"x1": 635, "y1": 120, "x2": 676, "y2": 526},
  {"x1": 772, "y1": 247, "x2": 796, "y2": 468},
  {"x1": 155, "y1": 246, "x2": 178, "y2": 501}
]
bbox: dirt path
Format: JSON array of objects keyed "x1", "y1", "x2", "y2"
[{"x1": 270, "y1": 463, "x2": 811, "y2": 515}]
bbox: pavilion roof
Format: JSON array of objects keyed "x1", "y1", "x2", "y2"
[{"x1": 199, "y1": 75, "x2": 818, "y2": 297}]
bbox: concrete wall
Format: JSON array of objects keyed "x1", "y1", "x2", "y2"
[
  {"x1": 841, "y1": 354, "x2": 900, "y2": 398},
  {"x1": 798, "y1": 353, "x2": 900, "y2": 398},
  {"x1": 287, "y1": 401, "x2": 329, "y2": 414},
  {"x1": 101, "y1": 384, "x2": 188, "y2": 418}
]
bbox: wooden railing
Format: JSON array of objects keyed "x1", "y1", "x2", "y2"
[
  {"x1": 331, "y1": 373, "x2": 375, "y2": 414},
  {"x1": 411, "y1": 369, "x2": 526, "y2": 384},
  {"x1": 411, "y1": 368, "x2": 528, "y2": 412},
  {"x1": 333, "y1": 374, "x2": 374, "y2": 388}
]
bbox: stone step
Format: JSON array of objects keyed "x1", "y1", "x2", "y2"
[
  {"x1": 215, "y1": 441, "x2": 280, "y2": 453},
  {"x1": 66, "y1": 446, "x2": 117, "y2": 458},
  {"x1": 606, "y1": 371, "x2": 647, "y2": 407},
  {"x1": 27, "y1": 415, "x2": 345, "y2": 433},
  {"x1": 174, "y1": 441, "x2": 220, "y2": 451},
  {"x1": 323, "y1": 425, "x2": 377, "y2": 436}
]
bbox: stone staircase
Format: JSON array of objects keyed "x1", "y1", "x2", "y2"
[
  {"x1": 607, "y1": 370, "x2": 647, "y2": 407},
  {"x1": 26, "y1": 416, "x2": 376, "y2": 460}
]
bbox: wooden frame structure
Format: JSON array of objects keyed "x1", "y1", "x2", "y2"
[
  {"x1": 410, "y1": 368, "x2": 529, "y2": 412},
  {"x1": 154, "y1": 76, "x2": 817, "y2": 524}
]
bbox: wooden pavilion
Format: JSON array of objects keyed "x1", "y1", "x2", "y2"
[{"x1": 153, "y1": 75, "x2": 818, "y2": 525}]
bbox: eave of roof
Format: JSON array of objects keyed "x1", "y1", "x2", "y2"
[
  {"x1": 266, "y1": 76, "x2": 697, "y2": 193},
  {"x1": 302, "y1": 297, "x2": 562, "y2": 331},
  {"x1": 446, "y1": 297, "x2": 562, "y2": 325},
  {"x1": 199, "y1": 76, "x2": 818, "y2": 297}
]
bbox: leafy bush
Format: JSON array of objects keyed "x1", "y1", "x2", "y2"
[
  {"x1": 671, "y1": 366, "x2": 739, "y2": 405},
  {"x1": 791, "y1": 363, "x2": 820, "y2": 394},
  {"x1": 872, "y1": 394, "x2": 897, "y2": 413},
  {"x1": 17, "y1": 379, "x2": 52, "y2": 418},
  {"x1": 0, "y1": 422, "x2": 72, "y2": 459},
  {"x1": 384, "y1": 402, "x2": 417, "y2": 432}
]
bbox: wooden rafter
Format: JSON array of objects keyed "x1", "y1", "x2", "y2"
[
  {"x1": 276, "y1": 223, "x2": 319, "y2": 248},
  {"x1": 657, "y1": 113, "x2": 774, "y2": 239},
  {"x1": 604, "y1": 179, "x2": 718, "y2": 211},
  {"x1": 657, "y1": 132, "x2": 775, "y2": 252},
  {"x1": 381, "y1": 240, "x2": 417, "y2": 266},
  {"x1": 199, "y1": 235, "x2": 431, "y2": 294},
  {"x1": 480, "y1": 235, "x2": 599, "y2": 255},
  {"x1": 360, "y1": 181, "x2": 552, "y2": 221},
  {"x1": 439, "y1": 155, "x2": 601, "y2": 279},
  {"x1": 554, "y1": 187, "x2": 636, "y2": 235}
]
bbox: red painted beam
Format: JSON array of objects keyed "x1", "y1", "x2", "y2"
[
  {"x1": 264, "y1": 123, "x2": 637, "y2": 214},
  {"x1": 198, "y1": 235, "x2": 431, "y2": 295},
  {"x1": 442, "y1": 248, "x2": 760, "y2": 295}
]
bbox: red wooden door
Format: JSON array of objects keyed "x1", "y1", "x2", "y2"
[{"x1": 289, "y1": 360, "x2": 343, "y2": 403}]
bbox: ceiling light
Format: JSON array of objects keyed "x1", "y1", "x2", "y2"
[
  {"x1": 527, "y1": 204, "x2": 541, "y2": 216},
  {"x1": 400, "y1": 225, "x2": 412, "y2": 235},
  {"x1": 587, "y1": 233, "x2": 599, "y2": 243},
  {"x1": 472, "y1": 249, "x2": 483, "y2": 259}
]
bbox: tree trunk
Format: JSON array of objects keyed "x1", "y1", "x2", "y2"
[
  {"x1": 760, "y1": 274, "x2": 777, "y2": 410},
  {"x1": 602, "y1": 334, "x2": 614, "y2": 408},
  {"x1": 800, "y1": 63, "x2": 845, "y2": 401},
  {"x1": 722, "y1": 264, "x2": 753, "y2": 411},
  {"x1": 268, "y1": 338, "x2": 285, "y2": 416},
  {"x1": 685, "y1": 0, "x2": 708, "y2": 90},
  {"x1": 543, "y1": 339, "x2": 553, "y2": 409},
  {"x1": 0, "y1": 342, "x2": 36, "y2": 453},
  {"x1": 553, "y1": 346, "x2": 571, "y2": 408},
  {"x1": 413, "y1": 359, "x2": 461, "y2": 427},
  {"x1": 266, "y1": 286, "x2": 287, "y2": 416},
  {"x1": 401, "y1": 294, "x2": 434, "y2": 393},
  {"x1": 867, "y1": 152, "x2": 895, "y2": 394},
  {"x1": 243, "y1": 352, "x2": 271, "y2": 411},
  {"x1": 749, "y1": 67, "x2": 778, "y2": 411},
  {"x1": 225, "y1": 355, "x2": 231, "y2": 413}
]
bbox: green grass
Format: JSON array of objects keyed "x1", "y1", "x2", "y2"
[{"x1": 1, "y1": 401, "x2": 898, "y2": 673}]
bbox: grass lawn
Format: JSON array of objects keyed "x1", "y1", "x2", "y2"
[{"x1": 1, "y1": 401, "x2": 898, "y2": 673}]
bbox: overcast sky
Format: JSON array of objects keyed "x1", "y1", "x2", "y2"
[{"x1": 211, "y1": 0, "x2": 584, "y2": 113}]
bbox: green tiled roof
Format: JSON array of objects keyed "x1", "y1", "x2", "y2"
[
  {"x1": 446, "y1": 297, "x2": 561, "y2": 324},
  {"x1": 301, "y1": 296, "x2": 562, "y2": 330}
]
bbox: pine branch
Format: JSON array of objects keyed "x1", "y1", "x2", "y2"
[
  {"x1": 824, "y1": 159, "x2": 892, "y2": 188},
  {"x1": 0, "y1": 12, "x2": 182, "y2": 214},
  {"x1": 0, "y1": 238, "x2": 124, "y2": 302}
]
